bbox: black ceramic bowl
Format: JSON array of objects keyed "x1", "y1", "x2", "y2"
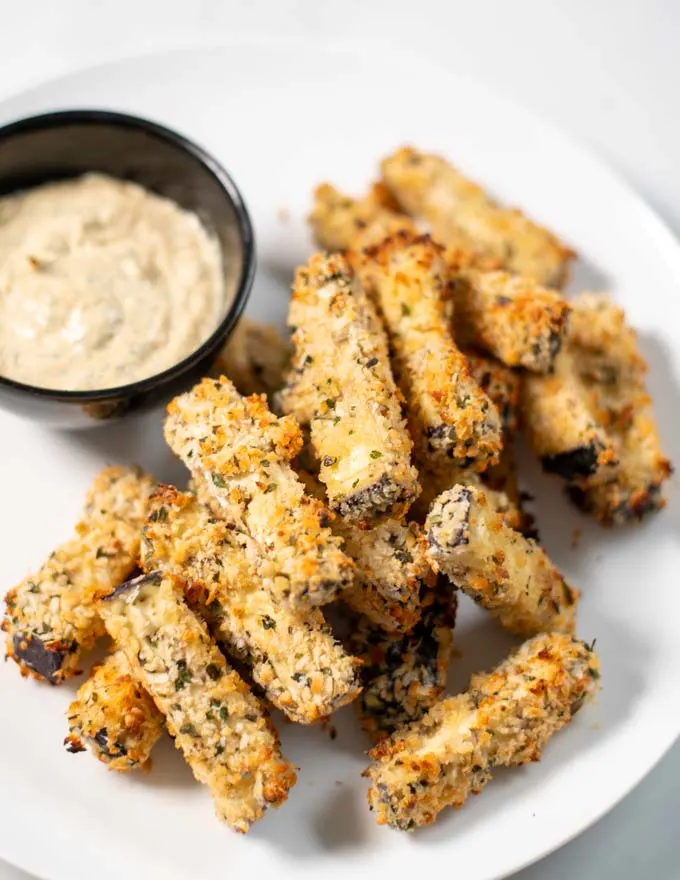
[{"x1": 0, "y1": 110, "x2": 255, "y2": 428}]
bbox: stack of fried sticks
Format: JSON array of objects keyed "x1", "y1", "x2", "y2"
[{"x1": 4, "y1": 146, "x2": 670, "y2": 833}]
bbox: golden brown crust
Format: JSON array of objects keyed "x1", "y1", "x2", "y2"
[
  {"x1": 165, "y1": 377, "x2": 354, "y2": 606},
  {"x1": 365, "y1": 633, "x2": 600, "y2": 829},
  {"x1": 143, "y1": 485, "x2": 361, "y2": 722},
  {"x1": 210, "y1": 317, "x2": 291, "y2": 399},
  {"x1": 462, "y1": 349, "x2": 520, "y2": 434},
  {"x1": 564, "y1": 293, "x2": 672, "y2": 523},
  {"x1": 521, "y1": 347, "x2": 620, "y2": 485},
  {"x1": 296, "y1": 462, "x2": 432, "y2": 633},
  {"x1": 282, "y1": 251, "x2": 420, "y2": 524},
  {"x1": 309, "y1": 183, "x2": 418, "y2": 251},
  {"x1": 3, "y1": 466, "x2": 155, "y2": 683},
  {"x1": 353, "y1": 231, "x2": 502, "y2": 471},
  {"x1": 380, "y1": 146, "x2": 575, "y2": 288},
  {"x1": 425, "y1": 484, "x2": 578, "y2": 635},
  {"x1": 450, "y1": 269, "x2": 571, "y2": 372},
  {"x1": 65, "y1": 649, "x2": 164, "y2": 770},
  {"x1": 309, "y1": 182, "x2": 570, "y2": 371},
  {"x1": 98, "y1": 570, "x2": 296, "y2": 832}
]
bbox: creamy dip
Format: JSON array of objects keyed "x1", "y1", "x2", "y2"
[{"x1": 0, "y1": 173, "x2": 226, "y2": 391}]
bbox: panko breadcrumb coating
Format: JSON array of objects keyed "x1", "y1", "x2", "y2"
[
  {"x1": 352, "y1": 584, "x2": 456, "y2": 743},
  {"x1": 380, "y1": 146, "x2": 575, "y2": 288},
  {"x1": 353, "y1": 231, "x2": 502, "y2": 471},
  {"x1": 425, "y1": 485, "x2": 578, "y2": 635},
  {"x1": 3, "y1": 466, "x2": 155, "y2": 683},
  {"x1": 309, "y1": 182, "x2": 418, "y2": 251},
  {"x1": 521, "y1": 347, "x2": 620, "y2": 485},
  {"x1": 449, "y1": 268, "x2": 571, "y2": 372},
  {"x1": 365, "y1": 633, "x2": 600, "y2": 830},
  {"x1": 463, "y1": 349, "x2": 520, "y2": 434},
  {"x1": 309, "y1": 182, "x2": 571, "y2": 371},
  {"x1": 143, "y1": 485, "x2": 361, "y2": 722},
  {"x1": 165, "y1": 377, "x2": 354, "y2": 606},
  {"x1": 99, "y1": 571, "x2": 296, "y2": 833},
  {"x1": 211, "y1": 316, "x2": 291, "y2": 400},
  {"x1": 565, "y1": 292, "x2": 672, "y2": 524},
  {"x1": 65, "y1": 649, "x2": 164, "y2": 770},
  {"x1": 412, "y1": 464, "x2": 523, "y2": 532},
  {"x1": 296, "y1": 454, "x2": 432, "y2": 633},
  {"x1": 281, "y1": 251, "x2": 419, "y2": 524},
  {"x1": 338, "y1": 518, "x2": 435, "y2": 634}
]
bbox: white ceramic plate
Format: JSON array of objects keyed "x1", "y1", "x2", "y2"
[{"x1": 1, "y1": 40, "x2": 679, "y2": 880}]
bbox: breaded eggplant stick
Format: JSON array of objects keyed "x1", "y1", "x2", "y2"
[
  {"x1": 353, "y1": 585, "x2": 456, "y2": 744},
  {"x1": 565, "y1": 292, "x2": 672, "y2": 524},
  {"x1": 412, "y1": 464, "x2": 523, "y2": 531},
  {"x1": 211, "y1": 316, "x2": 291, "y2": 400},
  {"x1": 365, "y1": 632, "x2": 600, "y2": 830},
  {"x1": 338, "y1": 519, "x2": 434, "y2": 634},
  {"x1": 165, "y1": 377, "x2": 354, "y2": 606},
  {"x1": 309, "y1": 182, "x2": 418, "y2": 251},
  {"x1": 281, "y1": 251, "x2": 419, "y2": 524},
  {"x1": 353, "y1": 231, "x2": 502, "y2": 470},
  {"x1": 310, "y1": 183, "x2": 570, "y2": 372},
  {"x1": 143, "y1": 485, "x2": 361, "y2": 722},
  {"x1": 99, "y1": 571, "x2": 296, "y2": 832},
  {"x1": 521, "y1": 347, "x2": 619, "y2": 485},
  {"x1": 380, "y1": 146, "x2": 575, "y2": 288},
  {"x1": 65, "y1": 649, "x2": 164, "y2": 771},
  {"x1": 296, "y1": 457, "x2": 432, "y2": 633},
  {"x1": 3, "y1": 466, "x2": 155, "y2": 683},
  {"x1": 449, "y1": 268, "x2": 571, "y2": 372},
  {"x1": 463, "y1": 349, "x2": 520, "y2": 434},
  {"x1": 425, "y1": 485, "x2": 578, "y2": 635}
]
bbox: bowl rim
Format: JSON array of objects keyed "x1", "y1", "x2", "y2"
[{"x1": 0, "y1": 108, "x2": 256, "y2": 401}]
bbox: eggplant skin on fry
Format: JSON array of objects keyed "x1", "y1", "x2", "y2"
[
  {"x1": 3, "y1": 466, "x2": 155, "y2": 683},
  {"x1": 282, "y1": 250, "x2": 419, "y2": 524},
  {"x1": 365, "y1": 632, "x2": 600, "y2": 830}
]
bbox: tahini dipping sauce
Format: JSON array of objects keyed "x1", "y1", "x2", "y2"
[{"x1": 0, "y1": 174, "x2": 226, "y2": 391}]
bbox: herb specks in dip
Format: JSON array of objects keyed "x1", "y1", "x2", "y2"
[{"x1": 0, "y1": 174, "x2": 226, "y2": 391}]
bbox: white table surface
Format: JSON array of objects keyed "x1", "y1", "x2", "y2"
[{"x1": 0, "y1": 1, "x2": 678, "y2": 877}]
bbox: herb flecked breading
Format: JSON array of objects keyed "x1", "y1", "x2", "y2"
[
  {"x1": 352, "y1": 584, "x2": 456, "y2": 743},
  {"x1": 449, "y1": 267, "x2": 571, "y2": 373},
  {"x1": 210, "y1": 316, "x2": 291, "y2": 400},
  {"x1": 281, "y1": 251, "x2": 420, "y2": 524},
  {"x1": 296, "y1": 460, "x2": 433, "y2": 633},
  {"x1": 143, "y1": 485, "x2": 361, "y2": 723},
  {"x1": 425, "y1": 484, "x2": 578, "y2": 635},
  {"x1": 379, "y1": 145, "x2": 575, "y2": 289},
  {"x1": 65, "y1": 649, "x2": 164, "y2": 771},
  {"x1": 563, "y1": 292, "x2": 672, "y2": 524},
  {"x1": 309, "y1": 181, "x2": 571, "y2": 372},
  {"x1": 352, "y1": 230, "x2": 503, "y2": 471},
  {"x1": 521, "y1": 346, "x2": 620, "y2": 484},
  {"x1": 164, "y1": 376, "x2": 354, "y2": 606},
  {"x1": 365, "y1": 633, "x2": 600, "y2": 830},
  {"x1": 2, "y1": 466, "x2": 155, "y2": 683},
  {"x1": 98, "y1": 571, "x2": 297, "y2": 833}
]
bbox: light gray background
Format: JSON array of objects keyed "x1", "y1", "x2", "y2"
[{"x1": 0, "y1": 1, "x2": 678, "y2": 877}]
